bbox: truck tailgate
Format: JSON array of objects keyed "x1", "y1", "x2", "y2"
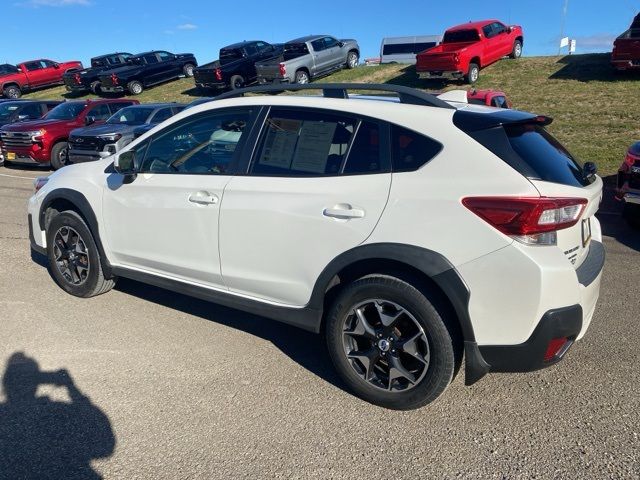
[
  {"x1": 255, "y1": 59, "x2": 283, "y2": 80},
  {"x1": 416, "y1": 42, "x2": 474, "y2": 71}
]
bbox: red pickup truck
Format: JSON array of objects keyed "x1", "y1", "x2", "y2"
[
  {"x1": 0, "y1": 59, "x2": 83, "y2": 99},
  {"x1": 0, "y1": 98, "x2": 137, "y2": 170},
  {"x1": 416, "y1": 20, "x2": 523, "y2": 83},
  {"x1": 611, "y1": 13, "x2": 640, "y2": 72}
]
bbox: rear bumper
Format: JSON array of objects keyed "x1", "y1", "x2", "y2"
[
  {"x1": 611, "y1": 59, "x2": 640, "y2": 70},
  {"x1": 195, "y1": 81, "x2": 226, "y2": 89},
  {"x1": 65, "y1": 84, "x2": 89, "y2": 92},
  {"x1": 479, "y1": 305, "x2": 582, "y2": 372},
  {"x1": 101, "y1": 86, "x2": 125, "y2": 93},
  {"x1": 258, "y1": 77, "x2": 292, "y2": 85},
  {"x1": 417, "y1": 70, "x2": 464, "y2": 80}
]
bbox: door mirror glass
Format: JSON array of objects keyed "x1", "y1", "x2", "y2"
[
  {"x1": 338, "y1": 41, "x2": 345, "y2": 48},
  {"x1": 115, "y1": 150, "x2": 136, "y2": 175},
  {"x1": 84, "y1": 116, "x2": 96, "y2": 126},
  {"x1": 53, "y1": 63, "x2": 60, "y2": 69},
  {"x1": 17, "y1": 114, "x2": 29, "y2": 121}
]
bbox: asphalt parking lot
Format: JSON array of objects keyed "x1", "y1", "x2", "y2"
[{"x1": 0, "y1": 164, "x2": 638, "y2": 479}]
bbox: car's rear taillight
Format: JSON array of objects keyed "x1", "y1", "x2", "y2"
[
  {"x1": 279, "y1": 62, "x2": 286, "y2": 77},
  {"x1": 111, "y1": 73, "x2": 119, "y2": 85},
  {"x1": 74, "y1": 73, "x2": 82, "y2": 84},
  {"x1": 214, "y1": 68, "x2": 222, "y2": 81},
  {"x1": 624, "y1": 150, "x2": 639, "y2": 167},
  {"x1": 462, "y1": 196, "x2": 587, "y2": 245},
  {"x1": 543, "y1": 337, "x2": 571, "y2": 362}
]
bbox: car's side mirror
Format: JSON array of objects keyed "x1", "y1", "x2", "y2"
[
  {"x1": 17, "y1": 67, "x2": 23, "y2": 72},
  {"x1": 53, "y1": 63, "x2": 60, "y2": 69},
  {"x1": 17, "y1": 114, "x2": 30, "y2": 121},
  {"x1": 583, "y1": 162, "x2": 598, "y2": 179},
  {"x1": 338, "y1": 41, "x2": 345, "y2": 48},
  {"x1": 114, "y1": 150, "x2": 137, "y2": 182},
  {"x1": 84, "y1": 116, "x2": 96, "y2": 126},
  {"x1": 507, "y1": 26, "x2": 513, "y2": 33}
]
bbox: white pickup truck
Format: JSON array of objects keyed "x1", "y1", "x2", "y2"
[{"x1": 255, "y1": 35, "x2": 359, "y2": 84}]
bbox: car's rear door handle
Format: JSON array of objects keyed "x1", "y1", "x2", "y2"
[
  {"x1": 323, "y1": 203, "x2": 365, "y2": 220},
  {"x1": 188, "y1": 191, "x2": 218, "y2": 205}
]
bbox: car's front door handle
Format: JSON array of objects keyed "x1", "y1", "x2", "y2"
[
  {"x1": 188, "y1": 191, "x2": 218, "y2": 205},
  {"x1": 323, "y1": 203, "x2": 365, "y2": 220}
]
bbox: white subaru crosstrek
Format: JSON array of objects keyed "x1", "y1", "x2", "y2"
[{"x1": 27, "y1": 84, "x2": 605, "y2": 410}]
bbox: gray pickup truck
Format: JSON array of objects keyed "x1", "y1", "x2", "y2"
[{"x1": 255, "y1": 35, "x2": 359, "y2": 84}]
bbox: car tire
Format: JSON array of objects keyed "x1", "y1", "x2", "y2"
[
  {"x1": 346, "y1": 50, "x2": 359, "y2": 69},
  {"x1": 127, "y1": 80, "x2": 144, "y2": 95},
  {"x1": 50, "y1": 142, "x2": 69, "y2": 170},
  {"x1": 510, "y1": 40, "x2": 523, "y2": 59},
  {"x1": 465, "y1": 63, "x2": 479, "y2": 84},
  {"x1": 46, "y1": 210, "x2": 116, "y2": 298},
  {"x1": 3, "y1": 85, "x2": 21, "y2": 99},
  {"x1": 229, "y1": 75, "x2": 245, "y2": 90},
  {"x1": 90, "y1": 81, "x2": 102, "y2": 95},
  {"x1": 183, "y1": 63, "x2": 195, "y2": 77},
  {"x1": 294, "y1": 70, "x2": 310, "y2": 84},
  {"x1": 325, "y1": 275, "x2": 457, "y2": 410},
  {"x1": 623, "y1": 203, "x2": 640, "y2": 229}
]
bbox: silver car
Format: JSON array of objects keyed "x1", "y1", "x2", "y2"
[{"x1": 67, "y1": 103, "x2": 185, "y2": 164}]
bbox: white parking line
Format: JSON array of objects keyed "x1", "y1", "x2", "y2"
[{"x1": 0, "y1": 173, "x2": 37, "y2": 180}]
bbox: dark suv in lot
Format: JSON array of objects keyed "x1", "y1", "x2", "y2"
[
  {"x1": 193, "y1": 40, "x2": 283, "y2": 91},
  {"x1": 63, "y1": 52, "x2": 132, "y2": 94},
  {"x1": 98, "y1": 51, "x2": 197, "y2": 95}
]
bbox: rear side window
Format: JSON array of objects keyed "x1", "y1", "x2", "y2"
[
  {"x1": 505, "y1": 124, "x2": 589, "y2": 187},
  {"x1": 251, "y1": 109, "x2": 358, "y2": 176},
  {"x1": 150, "y1": 107, "x2": 173, "y2": 123},
  {"x1": 391, "y1": 125, "x2": 443, "y2": 172},
  {"x1": 443, "y1": 29, "x2": 480, "y2": 43}
]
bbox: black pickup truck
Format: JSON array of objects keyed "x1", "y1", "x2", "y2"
[
  {"x1": 63, "y1": 52, "x2": 132, "y2": 94},
  {"x1": 193, "y1": 40, "x2": 282, "y2": 91},
  {"x1": 98, "y1": 51, "x2": 197, "y2": 95}
]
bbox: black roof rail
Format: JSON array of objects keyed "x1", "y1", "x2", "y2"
[{"x1": 213, "y1": 83, "x2": 455, "y2": 109}]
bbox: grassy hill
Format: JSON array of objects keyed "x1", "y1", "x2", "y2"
[{"x1": 23, "y1": 53, "x2": 638, "y2": 176}]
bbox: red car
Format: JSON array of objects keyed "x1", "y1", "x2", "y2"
[
  {"x1": 416, "y1": 20, "x2": 523, "y2": 83},
  {"x1": 616, "y1": 141, "x2": 640, "y2": 227},
  {"x1": 611, "y1": 13, "x2": 640, "y2": 72},
  {"x1": 0, "y1": 59, "x2": 83, "y2": 99},
  {"x1": 466, "y1": 88, "x2": 511, "y2": 108},
  {"x1": 0, "y1": 98, "x2": 137, "y2": 170}
]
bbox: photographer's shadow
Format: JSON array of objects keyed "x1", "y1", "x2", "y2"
[{"x1": 0, "y1": 352, "x2": 115, "y2": 480}]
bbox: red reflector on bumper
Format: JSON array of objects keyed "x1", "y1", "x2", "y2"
[{"x1": 544, "y1": 337, "x2": 569, "y2": 362}]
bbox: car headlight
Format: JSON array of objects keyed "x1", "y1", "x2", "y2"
[
  {"x1": 100, "y1": 134, "x2": 122, "y2": 143},
  {"x1": 30, "y1": 129, "x2": 46, "y2": 142}
]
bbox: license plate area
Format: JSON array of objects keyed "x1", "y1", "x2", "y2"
[
  {"x1": 581, "y1": 217, "x2": 592, "y2": 247},
  {"x1": 7, "y1": 152, "x2": 15, "y2": 160}
]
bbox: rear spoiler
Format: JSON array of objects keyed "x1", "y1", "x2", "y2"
[{"x1": 453, "y1": 109, "x2": 553, "y2": 132}]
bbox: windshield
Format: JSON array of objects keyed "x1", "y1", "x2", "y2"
[
  {"x1": 45, "y1": 102, "x2": 87, "y2": 120},
  {"x1": 107, "y1": 106, "x2": 154, "y2": 125},
  {"x1": 220, "y1": 49, "x2": 243, "y2": 65},
  {"x1": 443, "y1": 29, "x2": 480, "y2": 43},
  {"x1": 0, "y1": 103, "x2": 21, "y2": 120}
]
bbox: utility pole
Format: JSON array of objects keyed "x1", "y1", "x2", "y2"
[{"x1": 558, "y1": 0, "x2": 569, "y2": 55}]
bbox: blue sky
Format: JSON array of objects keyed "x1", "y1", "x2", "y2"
[{"x1": 2, "y1": 0, "x2": 639, "y2": 66}]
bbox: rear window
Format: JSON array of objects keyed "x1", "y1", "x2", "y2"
[
  {"x1": 220, "y1": 49, "x2": 243, "y2": 64},
  {"x1": 505, "y1": 124, "x2": 589, "y2": 187},
  {"x1": 443, "y1": 29, "x2": 480, "y2": 43}
]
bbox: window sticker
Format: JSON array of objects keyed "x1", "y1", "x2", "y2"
[
  {"x1": 291, "y1": 121, "x2": 337, "y2": 174},
  {"x1": 258, "y1": 118, "x2": 302, "y2": 169}
]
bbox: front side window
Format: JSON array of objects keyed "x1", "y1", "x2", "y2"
[
  {"x1": 323, "y1": 37, "x2": 339, "y2": 49},
  {"x1": 139, "y1": 110, "x2": 251, "y2": 174},
  {"x1": 87, "y1": 104, "x2": 112, "y2": 121},
  {"x1": 311, "y1": 39, "x2": 326, "y2": 51},
  {"x1": 42, "y1": 60, "x2": 56, "y2": 68},
  {"x1": 391, "y1": 125, "x2": 443, "y2": 172},
  {"x1": 157, "y1": 52, "x2": 173, "y2": 62},
  {"x1": 107, "y1": 106, "x2": 154, "y2": 125},
  {"x1": 251, "y1": 109, "x2": 358, "y2": 176},
  {"x1": 482, "y1": 25, "x2": 494, "y2": 38},
  {"x1": 150, "y1": 107, "x2": 173, "y2": 124},
  {"x1": 144, "y1": 54, "x2": 158, "y2": 65}
]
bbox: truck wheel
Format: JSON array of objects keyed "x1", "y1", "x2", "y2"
[
  {"x1": 46, "y1": 210, "x2": 116, "y2": 298},
  {"x1": 229, "y1": 75, "x2": 245, "y2": 90},
  {"x1": 347, "y1": 51, "x2": 359, "y2": 69},
  {"x1": 90, "y1": 81, "x2": 102, "y2": 95},
  {"x1": 50, "y1": 142, "x2": 69, "y2": 170},
  {"x1": 325, "y1": 275, "x2": 458, "y2": 410},
  {"x1": 510, "y1": 40, "x2": 523, "y2": 59},
  {"x1": 294, "y1": 70, "x2": 309, "y2": 84},
  {"x1": 3, "y1": 85, "x2": 21, "y2": 99},
  {"x1": 465, "y1": 63, "x2": 479, "y2": 84},
  {"x1": 127, "y1": 81, "x2": 143, "y2": 95},
  {"x1": 183, "y1": 63, "x2": 195, "y2": 77}
]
